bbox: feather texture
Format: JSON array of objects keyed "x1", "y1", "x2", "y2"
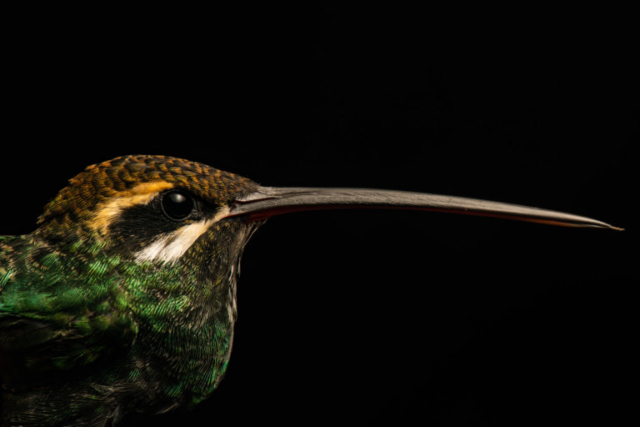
[{"x1": 0, "y1": 156, "x2": 262, "y2": 426}]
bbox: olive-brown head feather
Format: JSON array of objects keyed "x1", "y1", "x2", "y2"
[{"x1": 36, "y1": 155, "x2": 258, "y2": 241}]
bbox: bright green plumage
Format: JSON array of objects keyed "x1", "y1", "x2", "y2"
[{"x1": 0, "y1": 235, "x2": 135, "y2": 373}]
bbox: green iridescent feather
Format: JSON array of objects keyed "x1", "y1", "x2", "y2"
[{"x1": 1, "y1": 224, "x2": 255, "y2": 426}]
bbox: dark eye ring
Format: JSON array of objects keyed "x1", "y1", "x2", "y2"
[{"x1": 161, "y1": 190, "x2": 195, "y2": 221}]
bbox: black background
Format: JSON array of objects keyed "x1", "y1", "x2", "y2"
[{"x1": 3, "y1": 5, "x2": 637, "y2": 426}]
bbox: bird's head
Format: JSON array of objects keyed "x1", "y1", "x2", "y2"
[
  {"x1": 34, "y1": 154, "x2": 620, "y2": 266},
  {"x1": 35, "y1": 155, "x2": 262, "y2": 266}
]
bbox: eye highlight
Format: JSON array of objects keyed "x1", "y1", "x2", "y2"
[{"x1": 161, "y1": 190, "x2": 195, "y2": 221}]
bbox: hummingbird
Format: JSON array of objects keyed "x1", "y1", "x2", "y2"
[{"x1": 0, "y1": 155, "x2": 620, "y2": 426}]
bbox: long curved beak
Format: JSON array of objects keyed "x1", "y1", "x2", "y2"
[{"x1": 227, "y1": 186, "x2": 621, "y2": 230}]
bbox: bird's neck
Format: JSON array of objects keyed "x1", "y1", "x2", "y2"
[{"x1": 118, "y1": 235, "x2": 248, "y2": 408}]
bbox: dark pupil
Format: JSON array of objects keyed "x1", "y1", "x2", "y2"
[{"x1": 162, "y1": 191, "x2": 194, "y2": 220}]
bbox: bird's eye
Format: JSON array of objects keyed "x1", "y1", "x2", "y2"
[{"x1": 162, "y1": 190, "x2": 195, "y2": 221}]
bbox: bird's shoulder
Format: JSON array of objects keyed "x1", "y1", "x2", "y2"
[{"x1": 0, "y1": 235, "x2": 138, "y2": 385}]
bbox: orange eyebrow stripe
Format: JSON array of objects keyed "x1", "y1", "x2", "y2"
[{"x1": 89, "y1": 181, "x2": 175, "y2": 234}]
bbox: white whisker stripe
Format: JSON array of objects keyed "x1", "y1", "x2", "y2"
[{"x1": 135, "y1": 206, "x2": 230, "y2": 263}]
